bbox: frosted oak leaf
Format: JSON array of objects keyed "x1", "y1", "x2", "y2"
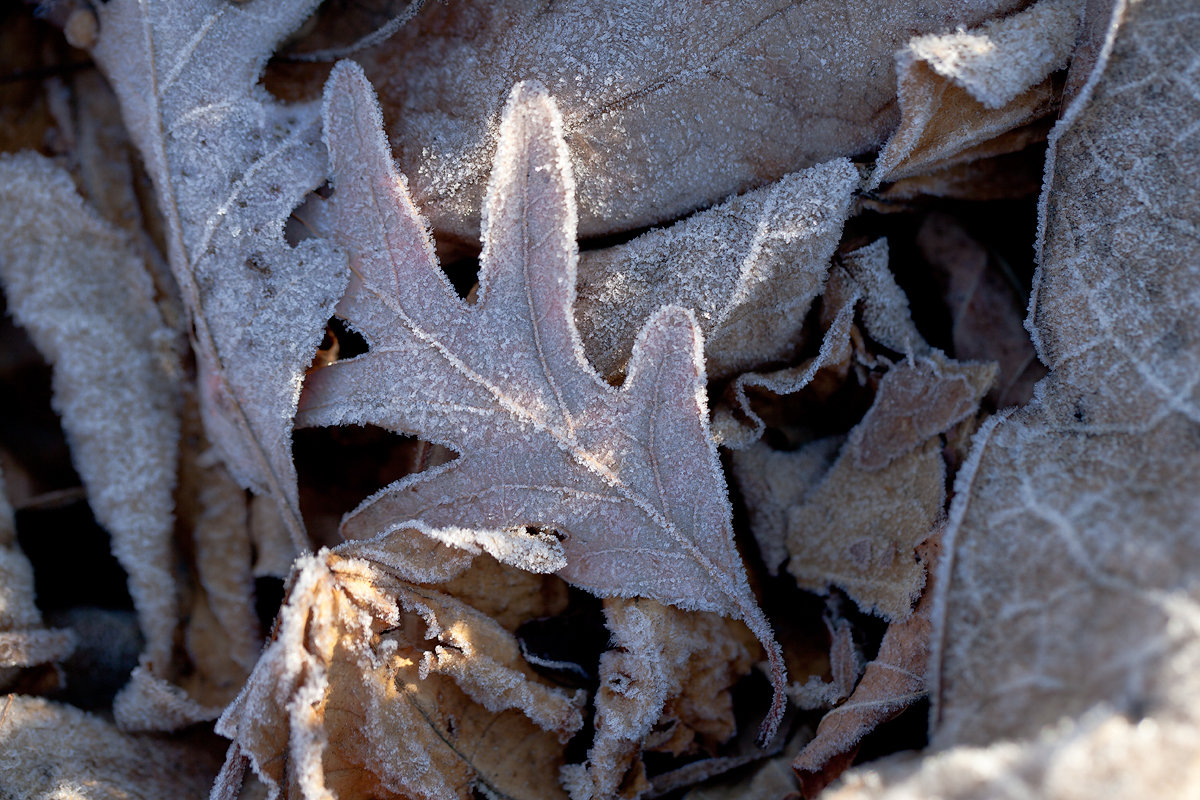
[{"x1": 299, "y1": 61, "x2": 786, "y2": 741}]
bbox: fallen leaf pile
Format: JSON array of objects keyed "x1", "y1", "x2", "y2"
[{"x1": 0, "y1": 0, "x2": 1197, "y2": 797}]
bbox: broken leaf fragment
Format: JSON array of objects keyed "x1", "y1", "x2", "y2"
[
  {"x1": 216, "y1": 547, "x2": 584, "y2": 800},
  {"x1": 793, "y1": 535, "x2": 942, "y2": 796},
  {"x1": 300, "y1": 61, "x2": 787, "y2": 737}
]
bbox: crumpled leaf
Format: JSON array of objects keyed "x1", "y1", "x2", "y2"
[
  {"x1": 753, "y1": 435, "x2": 942, "y2": 623},
  {"x1": 91, "y1": 0, "x2": 348, "y2": 548},
  {"x1": 778, "y1": 358, "x2": 988, "y2": 621},
  {"x1": 575, "y1": 159, "x2": 858, "y2": 382},
  {"x1": 0, "y1": 694, "x2": 221, "y2": 800},
  {"x1": 0, "y1": 465, "x2": 74, "y2": 682},
  {"x1": 731, "y1": 242, "x2": 993, "y2": 620},
  {"x1": 0, "y1": 152, "x2": 178, "y2": 681},
  {"x1": 216, "y1": 547, "x2": 585, "y2": 800},
  {"x1": 793, "y1": 535, "x2": 942, "y2": 797},
  {"x1": 869, "y1": 0, "x2": 1081, "y2": 189},
  {"x1": 299, "y1": 62, "x2": 787, "y2": 735},
  {"x1": 561, "y1": 598, "x2": 758, "y2": 800},
  {"x1": 355, "y1": 0, "x2": 1025, "y2": 240},
  {"x1": 788, "y1": 614, "x2": 864, "y2": 712},
  {"x1": 825, "y1": 0, "x2": 1200, "y2": 795},
  {"x1": 712, "y1": 237, "x2": 927, "y2": 449}
]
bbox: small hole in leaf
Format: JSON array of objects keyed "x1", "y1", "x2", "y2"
[
  {"x1": 328, "y1": 316, "x2": 368, "y2": 359},
  {"x1": 441, "y1": 252, "x2": 481, "y2": 301}
]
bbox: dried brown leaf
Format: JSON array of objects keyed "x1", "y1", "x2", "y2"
[
  {"x1": 0, "y1": 152, "x2": 177, "y2": 681},
  {"x1": 562, "y1": 598, "x2": 758, "y2": 800},
  {"x1": 299, "y1": 62, "x2": 787, "y2": 735},
  {"x1": 793, "y1": 536, "x2": 941, "y2": 797},
  {"x1": 216, "y1": 548, "x2": 585, "y2": 800},
  {"x1": 357, "y1": 0, "x2": 1025, "y2": 240},
  {"x1": 0, "y1": 695, "x2": 221, "y2": 799},
  {"x1": 92, "y1": 0, "x2": 348, "y2": 549},
  {"x1": 870, "y1": 0, "x2": 1081, "y2": 188},
  {"x1": 852, "y1": 354, "x2": 996, "y2": 471},
  {"x1": 786, "y1": 437, "x2": 943, "y2": 622},
  {"x1": 575, "y1": 159, "x2": 858, "y2": 382}
]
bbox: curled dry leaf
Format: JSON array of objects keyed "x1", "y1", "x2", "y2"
[
  {"x1": 869, "y1": 0, "x2": 1081, "y2": 189},
  {"x1": 852, "y1": 354, "x2": 996, "y2": 472},
  {"x1": 299, "y1": 62, "x2": 787, "y2": 737},
  {"x1": 561, "y1": 598, "x2": 758, "y2": 800},
  {"x1": 712, "y1": 237, "x2": 926, "y2": 449},
  {"x1": 788, "y1": 615, "x2": 864, "y2": 712},
  {"x1": 793, "y1": 535, "x2": 942, "y2": 797},
  {"x1": 357, "y1": 0, "x2": 1025, "y2": 240},
  {"x1": 0, "y1": 466, "x2": 74, "y2": 682},
  {"x1": 0, "y1": 695, "x2": 221, "y2": 800},
  {"x1": 92, "y1": 0, "x2": 349, "y2": 549},
  {"x1": 216, "y1": 548, "x2": 585, "y2": 800},
  {"x1": 0, "y1": 153, "x2": 177, "y2": 682},
  {"x1": 574, "y1": 159, "x2": 858, "y2": 382}
]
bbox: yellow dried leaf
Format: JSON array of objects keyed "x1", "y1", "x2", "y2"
[{"x1": 216, "y1": 548, "x2": 584, "y2": 800}]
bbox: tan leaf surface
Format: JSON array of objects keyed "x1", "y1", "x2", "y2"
[
  {"x1": 786, "y1": 437, "x2": 944, "y2": 622},
  {"x1": 930, "y1": 0, "x2": 1200, "y2": 747},
  {"x1": 852, "y1": 355, "x2": 996, "y2": 472},
  {"x1": 91, "y1": 0, "x2": 348, "y2": 549},
  {"x1": 824, "y1": 1, "x2": 1200, "y2": 796},
  {"x1": 562, "y1": 598, "x2": 758, "y2": 800},
  {"x1": 870, "y1": 0, "x2": 1081, "y2": 188},
  {"x1": 0, "y1": 152, "x2": 178, "y2": 676},
  {"x1": 731, "y1": 259, "x2": 992, "y2": 620},
  {"x1": 357, "y1": 0, "x2": 1025, "y2": 241},
  {"x1": 216, "y1": 548, "x2": 584, "y2": 800},
  {"x1": 299, "y1": 62, "x2": 787, "y2": 735},
  {"x1": 0, "y1": 694, "x2": 221, "y2": 800},
  {"x1": 575, "y1": 159, "x2": 858, "y2": 382},
  {"x1": 793, "y1": 536, "x2": 941, "y2": 797}
]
